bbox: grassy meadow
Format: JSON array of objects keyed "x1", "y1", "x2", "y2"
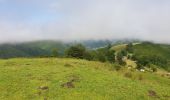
[{"x1": 0, "y1": 58, "x2": 170, "y2": 100}]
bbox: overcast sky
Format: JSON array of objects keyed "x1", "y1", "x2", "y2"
[{"x1": 0, "y1": 0, "x2": 170, "y2": 43}]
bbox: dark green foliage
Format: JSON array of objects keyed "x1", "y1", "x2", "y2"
[
  {"x1": 83, "y1": 51, "x2": 93, "y2": 61},
  {"x1": 117, "y1": 51, "x2": 126, "y2": 65},
  {"x1": 135, "y1": 55, "x2": 167, "y2": 69},
  {"x1": 96, "y1": 52, "x2": 106, "y2": 62},
  {"x1": 0, "y1": 41, "x2": 67, "y2": 58},
  {"x1": 106, "y1": 50, "x2": 115, "y2": 63},
  {"x1": 126, "y1": 43, "x2": 133, "y2": 53},
  {"x1": 133, "y1": 42, "x2": 170, "y2": 71},
  {"x1": 0, "y1": 44, "x2": 48, "y2": 58},
  {"x1": 52, "y1": 48, "x2": 59, "y2": 57},
  {"x1": 106, "y1": 43, "x2": 112, "y2": 49},
  {"x1": 136, "y1": 62, "x2": 144, "y2": 70},
  {"x1": 66, "y1": 44, "x2": 86, "y2": 59},
  {"x1": 120, "y1": 49, "x2": 127, "y2": 56}
]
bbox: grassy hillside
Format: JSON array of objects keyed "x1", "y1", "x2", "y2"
[
  {"x1": 0, "y1": 58, "x2": 169, "y2": 100},
  {"x1": 133, "y1": 42, "x2": 170, "y2": 60},
  {"x1": 111, "y1": 42, "x2": 170, "y2": 70},
  {"x1": 133, "y1": 42, "x2": 170, "y2": 70}
]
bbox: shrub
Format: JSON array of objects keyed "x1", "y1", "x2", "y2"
[
  {"x1": 83, "y1": 51, "x2": 93, "y2": 61},
  {"x1": 126, "y1": 43, "x2": 133, "y2": 53},
  {"x1": 51, "y1": 48, "x2": 59, "y2": 57},
  {"x1": 106, "y1": 50, "x2": 115, "y2": 63},
  {"x1": 117, "y1": 51, "x2": 126, "y2": 65},
  {"x1": 152, "y1": 67, "x2": 157, "y2": 72},
  {"x1": 136, "y1": 62, "x2": 144, "y2": 70},
  {"x1": 97, "y1": 53, "x2": 106, "y2": 62},
  {"x1": 66, "y1": 44, "x2": 86, "y2": 59}
]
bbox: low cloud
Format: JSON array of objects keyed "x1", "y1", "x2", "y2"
[{"x1": 0, "y1": 0, "x2": 170, "y2": 43}]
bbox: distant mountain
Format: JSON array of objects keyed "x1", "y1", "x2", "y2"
[
  {"x1": 0, "y1": 40, "x2": 118, "y2": 58},
  {"x1": 0, "y1": 41, "x2": 67, "y2": 58}
]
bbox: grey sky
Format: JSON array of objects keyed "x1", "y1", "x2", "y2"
[{"x1": 0, "y1": 0, "x2": 170, "y2": 43}]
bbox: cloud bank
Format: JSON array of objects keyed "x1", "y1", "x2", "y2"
[{"x1": 0, "y1": 0, "x2": 170, "y2": 43}]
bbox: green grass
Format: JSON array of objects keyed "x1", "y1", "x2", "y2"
[
  {"x1": 133, "y1": 43, "x2": 170, "y2": 60},
  {"x1": 111, "y1": 43, "x2": 140, "y2": 52},
  {"x1": 0, "y1": 58, "x2": 170, "y2": 100},
  {"x1": 111, "y1": 44, "x2": 127, "y2": 52},
  {"x1": 133, "y1": 43, "x2": 170, "y2": 71}
]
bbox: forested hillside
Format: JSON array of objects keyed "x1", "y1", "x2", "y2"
[
  {"x1": 133, "y1": 42, "x2": 170, "y2": 71},
  {"x1": 0, "y1": 41, "x2": 67, "y2": 58}
]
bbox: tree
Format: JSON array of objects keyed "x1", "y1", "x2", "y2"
[
  {"x1": 52, "y1": 48, "x2": 59, "y2": 57},
  {"x1": 126, "y1": 43, "x2": 133, "y2": 53},
  {"x1": 106, "y1": 50, "x2": 115, "y2": 63},
  {"x1": 83, "y1": 51, "x2": 93, "y2": 61},
  {"x1": 120, "y1": 50, "x2": 127, "y2": 56},
  {"x1": 117, "y1": 51, "x2": 126, "y2": 65},
  {"x1": 106, "y1": 43, "x2": 112, "y2": 50},
  {"x1": 66, "y1": 44, "x2": 86, "y2": 59},
  {"x1": 97, "y1": 52, "x2": 106, "y2": 62}
]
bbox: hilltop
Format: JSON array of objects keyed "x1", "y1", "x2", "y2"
[
  {"x1": 0, "y1": 58, "x2": 169, "y2": 100},
  {"x1": 111, "y1": 42, "x2": 170, "y2": 71}
]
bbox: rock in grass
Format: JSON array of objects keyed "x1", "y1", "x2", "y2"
[
  {"x1": 38, "y1": 86, "x2": 49, "y2": 90},
  {"x1": 61, "y1": 81, "x2": 75, "y2": 88}
]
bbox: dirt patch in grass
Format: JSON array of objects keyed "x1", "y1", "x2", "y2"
[
  {"x1": 61, "y1": 81, "x2": 75, "y2": 88},
  {"x1": 148, "y1": 90, "x2": 159, "y2": 98},
  {"x1": 61, "y1": 75, "x2": 80, "y2": 88}
]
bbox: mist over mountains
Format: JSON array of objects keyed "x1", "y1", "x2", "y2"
[{"x1": 0, "y1": 0, "x2": 170, "y2": 43}]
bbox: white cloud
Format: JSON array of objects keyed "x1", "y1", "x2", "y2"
[{"x1": 0, "y1": 0, "x2": 170, "y2": 43}]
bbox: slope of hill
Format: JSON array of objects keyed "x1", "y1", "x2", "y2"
[
  {"x1": 0, "y1": 41, "x2": 67, "y2": 58},
  {"x1": 0, "y1": 44, "x2": 48, "y2": 58},
  {"x1": 110, "y1": 42, "x2": 170, "y2": 71},
  {"x1": 133, "y1": 42, "x2": 170, "y2": 70},
  {"x1": 133, "y1": 42, "x2": 170, "y2": 60},
  {"x1": 0, "y1": 58, "x2": 169, "y2": 100},
  {"x1": 0, "y1": 40, "x2": 118, "y2": 58}
]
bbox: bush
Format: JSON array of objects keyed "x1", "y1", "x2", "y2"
[
  {"x1": 121, "y1": 50, "x2": 128, "y2": 56},
  {"x1": 136, "y1": 62, "x2": 144, "y2": 70},
  {"x1": 66, "y1": 44, "x2": 86, "y2": 59},
  {"x1": 152, "y1": 67, "x2": 157, "y2": 72},
  {"x1": 126, "y1": 43, "x2": 133, "y2": 53},
  {"x1": 83, "y1": 51, "x2": 93, "y2": 61},
  {"x1": 106, "y1": 50, "x2": 115, "y2": 63},
  {"x1": 97, "y1": 53, "x2": 106, "y2": 62},
  {"x1": 51, "y1": 48, "x2": 59, "y2": 57},
  {"x1": 117, "y1": 51, "x2": 126, "y2": 65}
]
